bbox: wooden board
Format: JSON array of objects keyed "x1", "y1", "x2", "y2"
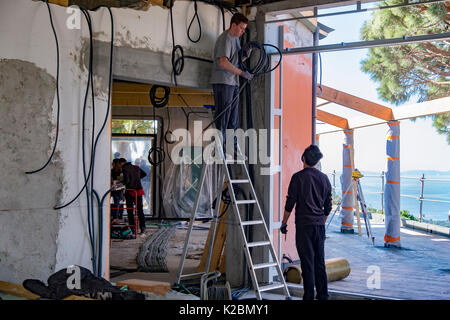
[
  {"x1": 0, "y1": 281, "x2": 40, "y2": 300},
  {"x1": 116, "y1": 279, "x2": 171, "y2": 296},
  {"x1": 197, "y1": 201, "x2": 228, "y2": 273},
  {"x1": 318, "y1": 85, "x2": 394, "y2": 121}
]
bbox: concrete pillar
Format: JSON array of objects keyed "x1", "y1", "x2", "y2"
[
  {"x1": 340, "y1": 130, "x2": 355, "y2": 233},
  {"x1": 384, "y1": 121, "x2": 401, "y2": 248}
]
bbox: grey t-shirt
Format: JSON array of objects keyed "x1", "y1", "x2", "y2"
[{"x1": 210, "y1": 31, "x2": 241, "y2": 86}]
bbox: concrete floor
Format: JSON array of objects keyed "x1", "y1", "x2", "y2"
[
  {"x1": 109, "y1": 221, "x2": 209, "y2": 285},
  {"x1": 108, "y1": 213, "x2": 450, "y2": 300}
]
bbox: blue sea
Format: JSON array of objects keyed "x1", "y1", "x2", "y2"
[{"x1": 327, "y1": 170, "x2": 450, "y2": 223}]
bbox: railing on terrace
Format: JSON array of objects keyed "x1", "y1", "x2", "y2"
[{"x1": 327, "y1": 170, "x2": 450, "y2": 223}]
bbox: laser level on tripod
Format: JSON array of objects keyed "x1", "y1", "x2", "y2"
[{"x1": 326, "y1": 169, "x2": 375, "y2": 245}]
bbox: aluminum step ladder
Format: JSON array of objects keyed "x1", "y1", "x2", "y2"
[{"x1": 176, "y1": 134, "x2": 291, "y2": 300}]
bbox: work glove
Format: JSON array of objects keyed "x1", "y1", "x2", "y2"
[
  {"x1": 242, "y1": 43, "x2": 253, "y2": 59},
  {"x1": 280, "y1": 223, "x2": 288, "y2": 235},
  {"x1": 240, "y1": 70, "x2": 253, "y2": 81}
]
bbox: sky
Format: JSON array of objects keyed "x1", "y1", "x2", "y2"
[{"x1": 314, "y1": 4, "x2": 450, "y2": 174}]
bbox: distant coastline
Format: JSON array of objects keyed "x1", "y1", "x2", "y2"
[{"x1": 326, "y1": 169, "x2": 450, "y2": 226}]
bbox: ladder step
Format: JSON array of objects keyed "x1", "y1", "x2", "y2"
[
  {"x1": 225, "y1": 159, "x2": 246, "y2": 164},
  {"x1": 236, "y1": 200, "x2": 256, "y2": 205},
  {"x1": 230, "y1": 179, "x2": 250, "y2": 184},
  {"x1": 242, "y1": 220, "x2": 263, "y2": 226},
  {"x1": 253, "y1": 262, "x2": 278, "y2": 270},
  {"x1": 247, "y1": 241, "x2": 271, "y2": 248},
  {"x1": 258, "y1": 283, "x2": 285, "y2": 293}
]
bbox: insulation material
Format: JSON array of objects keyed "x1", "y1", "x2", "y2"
[
  {"x1": 384, "y1": 121, "x2": 401, "y2": 247},
  {"x1": 285, "y1": 258, "x2": 351, "y2": 283},
  {"x1": 340, "y1": 130, "x2": 354, "y2": 232},
  {"x1": 162, "y1": 152, "x2": 219, "y2": 219}
]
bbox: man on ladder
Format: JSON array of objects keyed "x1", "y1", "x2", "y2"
[{"x1": 280, "y1": 145, "x2": 332, "y2": 300}]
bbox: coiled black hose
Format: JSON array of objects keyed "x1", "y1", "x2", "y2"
[
  {"x1": 203, "y1": 41, "x2": 282, "y2": 131},
  {"x1": 147, "y1": 86, "x2": 169, "y2": 166},
  {"x1": 149, "y1": 85, "x2": 171, "y2": 108}
]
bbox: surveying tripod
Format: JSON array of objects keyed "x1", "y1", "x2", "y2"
[{"x1": 326, "y1": 169, "x2": 375, "y2": 245}]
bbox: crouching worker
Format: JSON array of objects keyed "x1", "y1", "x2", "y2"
[{"x1": 280, "y1": 145, "x2": 332, "y2": 300}]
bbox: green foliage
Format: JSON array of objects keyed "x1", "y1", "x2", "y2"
[
  {"x1": 367, "y1": 207, "x2": 419, "y2": 221},
  {"x1": 332, "y1": 190, "x2": 342, "y2": 205},
  {"x1": 360, "y1": 1, "x2": 450, "y2": 143},
  {"x1": 400, "y1": 209, "x2": 419, "y2": 221},
  {"x1": 112, "y1": 119, "x2": 157, "y2": 134}
]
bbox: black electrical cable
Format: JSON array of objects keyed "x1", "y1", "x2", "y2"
[
  {"x1": 149, "y1": 85, "x2": 170, "y2": 108},
  {"x1": 54, "y1": 7, "x2": 114, "y2": 212},
  {"x1": 169, "y1": 3, "x2": 213, "y2": 86},
  {"x1": 147, "y1": 87, "x2": 167, "y2": 167},
  {"x1": 318, "y1": 52, "x2": 323, "y2": 95},
  {"x1": 220, "y1": 6, "x2": 225, "y2": 32},
  {"x1": 164, "y1": 107, "x2": 176, "y2": 163},
  {"x1": 178, "y1": 94, "x2": 210, "y2": 118},
  {"x1": 26, "y1": 0, "x2": 61, "y2": 174},
  {"x1": 187, "y1": 0, "x2": 201, "y2": 43},
  {"x1": 79, "y1": 7, "x2": 97, "y2": 273},
  {"x1": 92, "y1": 6, "x2": 114, "y2": 277},
  {"x1": 203, "y1": 41, "x2": 282, "y2": 132}
]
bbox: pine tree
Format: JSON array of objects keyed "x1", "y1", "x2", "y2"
[{"x1": 361, "y1": 1, "x2": 449, "y2": 142}]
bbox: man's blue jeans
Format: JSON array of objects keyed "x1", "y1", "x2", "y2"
[{"x1": 212, "y1": 84, "x2": 239, "y2": 146}]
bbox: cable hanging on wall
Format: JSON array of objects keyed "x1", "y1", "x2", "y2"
[
  {"x1": 203, "y1": 41, "x2": 283, "y2": 131},
  {"x1": 169, "y1": 0, "x2": 213, "y2": 86},
  {"x1": 147, "y1": 85, "x2": 169, "y2": 167},
  {"x1": 187, "y1": 0, "x2": 201, "y2": 43},
  {"x1": 26, "y1": 0, "x2": 61, "y2": 174}
]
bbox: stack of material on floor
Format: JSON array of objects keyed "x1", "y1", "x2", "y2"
[
  {"x1": 20, "y1": 266, "x2": 145, "y2": 300},
  {"x1": 137, "y1": 224, "x2": 177, "y2": 272}
]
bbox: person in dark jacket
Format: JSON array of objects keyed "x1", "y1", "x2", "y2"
[
  {"x1": 118, "y1": 158, "x2": 147, "y2": 234},
  {"x1": 280, "y1": 145, "x2": 332, "y2": 300},
  {"x1": 111, "y1": 159, "x2": 124, "y2": 220}
]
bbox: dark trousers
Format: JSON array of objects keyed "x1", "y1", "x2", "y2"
[
  {"x1": 295, "y1": 224, "x2": 329, "y2": 300},
  {"x1": 212, "y1": 84, "x2": 239, "y2": 147},
  {"x1": 111, "y1": 191, "x2": 123, "y2": 220},
  {"x1": 125, "y1": 192, "x2": 145, "y2": 232}
]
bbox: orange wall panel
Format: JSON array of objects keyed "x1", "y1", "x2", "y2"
[{"x1": 279, "y1": 53, "x2": 313, "y2": 261}]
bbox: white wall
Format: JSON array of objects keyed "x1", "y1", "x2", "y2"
[{"x1": 0, "y1": 0, "x2": 227, "y2": 283}]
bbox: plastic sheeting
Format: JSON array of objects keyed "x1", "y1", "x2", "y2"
[
  {"x1": 162, "y1": 149, "x2": 221, "y2": 219},
  {"x1": 340, "y1": 130, "x2": 355, "y2": 232},
  {"x1": 384, "y1": 121, "x2": 401, "y2": 247}
]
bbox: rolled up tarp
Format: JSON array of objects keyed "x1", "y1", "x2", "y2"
[{"x1": 285, "y1": 258, "x2": 351, "y2": 283}]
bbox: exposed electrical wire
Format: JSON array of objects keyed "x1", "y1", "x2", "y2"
[
  {"x1": 187, "y1": 0, "x2": 201, "y2": 43},
  {"x1": 26, "y1": 0, "x2": 61, "y2": 174},
  {"x1": 149, "y1": 85, "x2": 171, "y2": 108},
  {"x1": 147, "y1": 87, "x2": 168, "y2": 166},
  {"x1": 203, "y1": 41, "x2": 283, "y2": 132},
  {"x1": 169, "y1": 1, "x2": 213, "y2": 86},
  {"x1": 80, "y1": 7, "x2": 97, "y2": 273},
  {"x1": 178, "y1": 93, "x2": 210, "y2": 118}
]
